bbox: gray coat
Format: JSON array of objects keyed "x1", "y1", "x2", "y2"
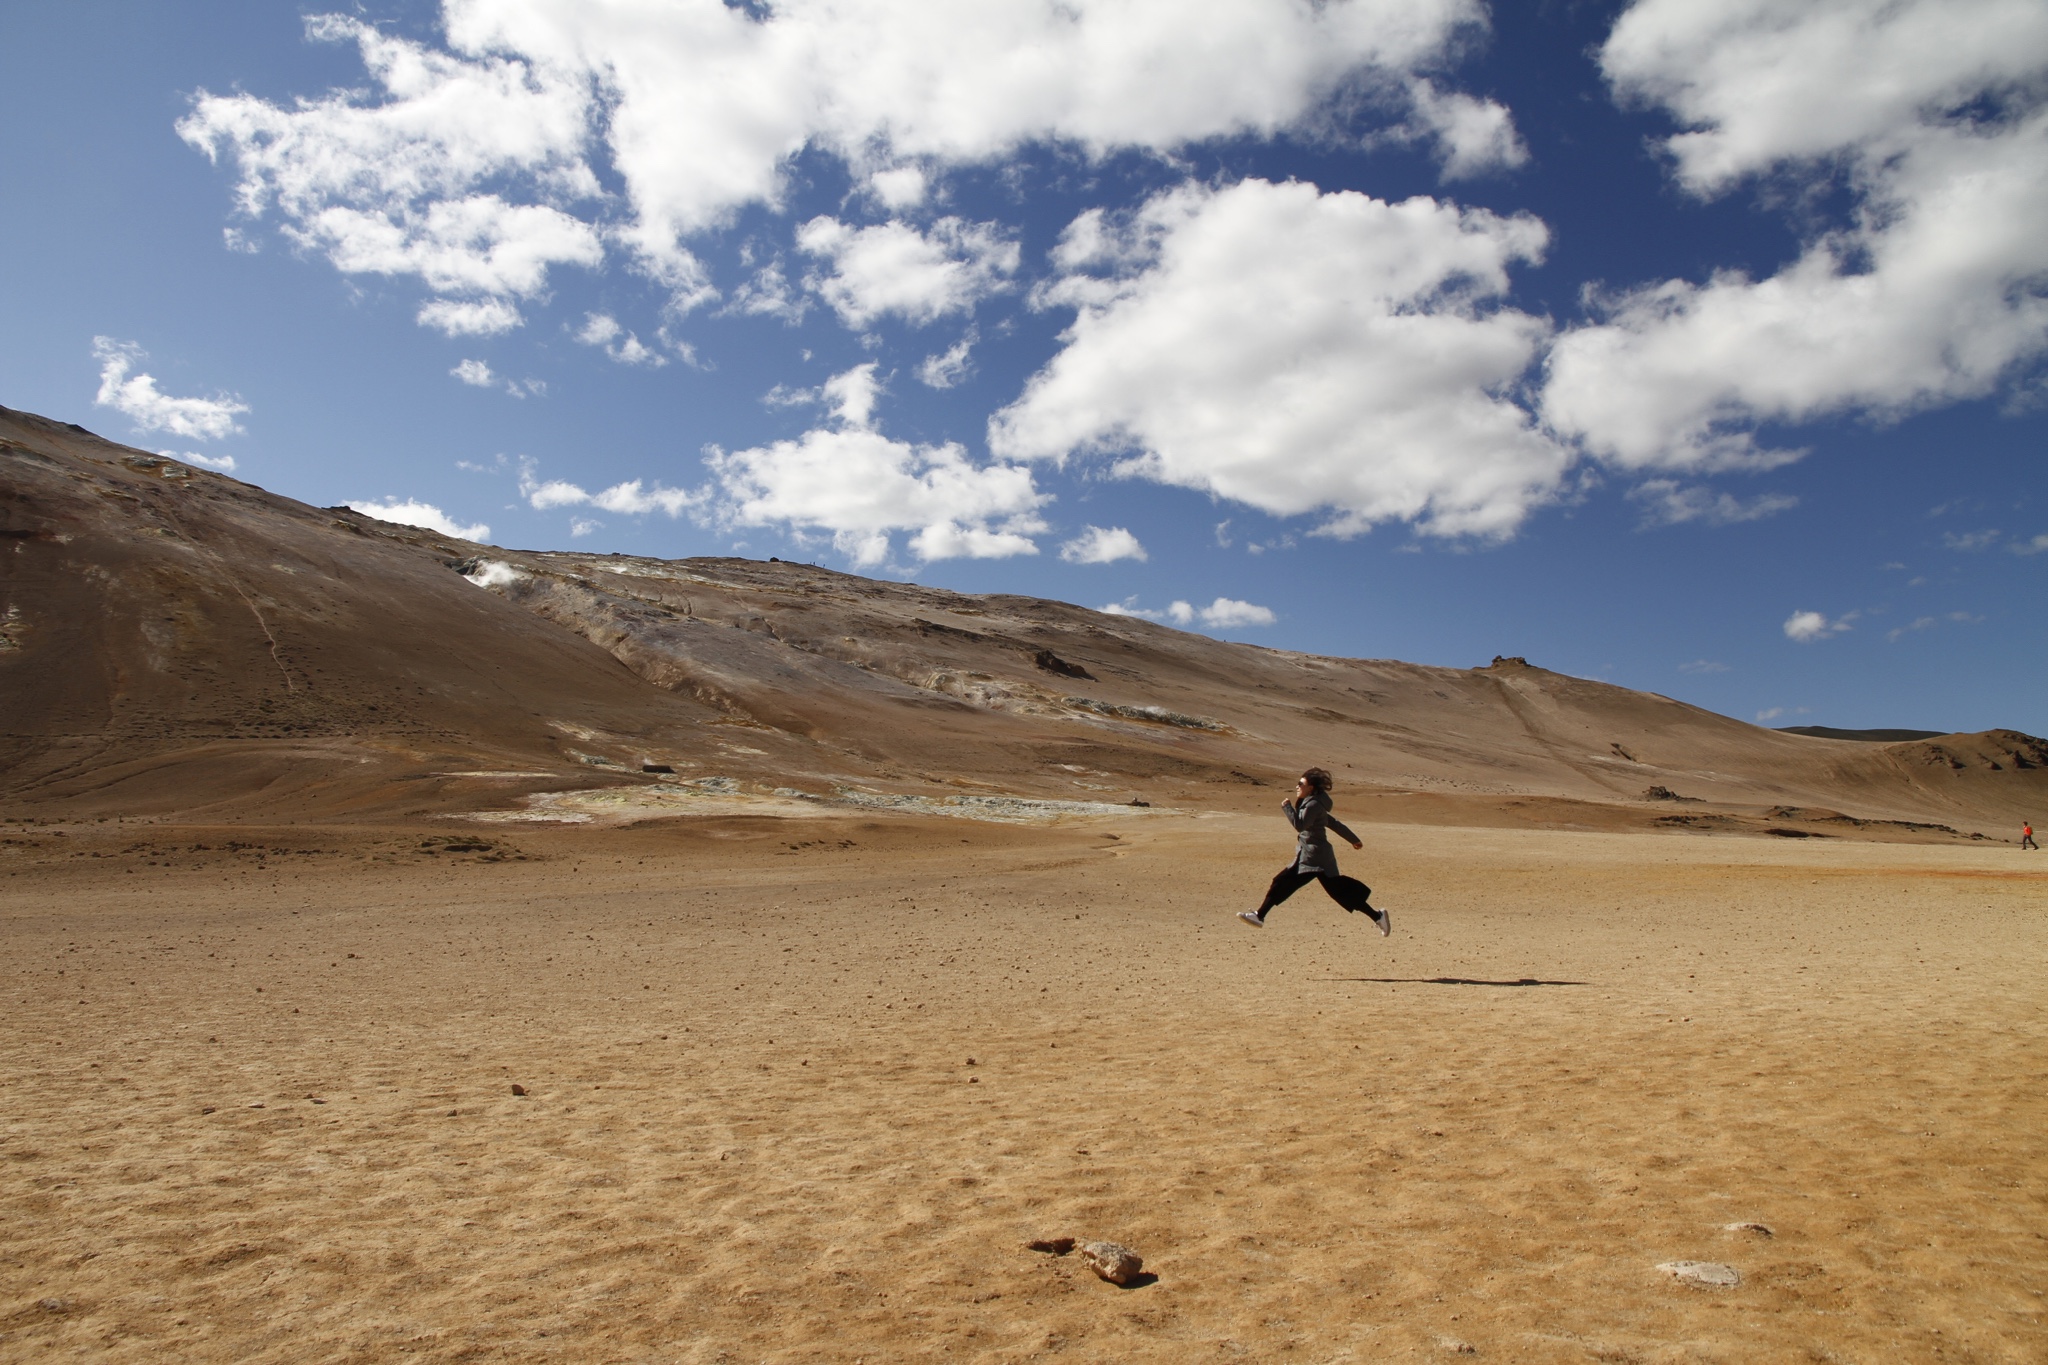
[{"x1": 1285, "y1": 791, "x2": 1358, "y2": 874}]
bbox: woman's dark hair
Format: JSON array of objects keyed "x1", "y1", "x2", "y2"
[{"x1": 1300, "y1": 766, "x2": 1333, "y2": 792}]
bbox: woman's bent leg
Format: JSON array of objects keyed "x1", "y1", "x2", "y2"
[
  {"x1": 1256, "y1": 868, "x2": 1316, "y2": 918},
  {"x1": 1320, "y1": 874, "x2": 1388, "y2": 933},
  {"x1": 1318, "y1": 873, "x2": 1374, "y2": 913}
]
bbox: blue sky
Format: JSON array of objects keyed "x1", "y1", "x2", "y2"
[{"x1": 3, "y1": 0, "x2": 2043, "y2": 734}]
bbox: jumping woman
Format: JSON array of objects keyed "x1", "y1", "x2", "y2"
[{"x1": 1238, "y1": 767, "x2": 1390, "y2": 935}]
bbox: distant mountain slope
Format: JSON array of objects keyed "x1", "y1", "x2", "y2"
[
  {"x1": 1779, "y1": 726, "x2": 1946, "y2": 742},
  {"x1": 3, "y1": 404, "x2": 2041, "y2": 833}
]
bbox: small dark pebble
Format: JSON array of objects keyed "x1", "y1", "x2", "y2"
[{"x1": 511, "y1": 1084, "x2": 528, "y2": 1096}]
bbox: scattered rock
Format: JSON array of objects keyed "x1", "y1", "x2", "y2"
[
  {"x1": 641, "y1": 763, "x2": 675, "y2": 774},
  {"x1": 1435, "y1": 1336, "x2": 1476, "y2": 1354},
  {"x1": 510, "y1": 1083, "x2": 528, "y2": 1096},
  {"x1": 1657, "y1": 1260, "x2": 1740, "y2": 1287},
  {"x1": 38, "y1": 1297, "x2": 72, "y2": 1314},
  {"x1": 1026, "y1": 1237, "x2": 1076, "y2": 1255},
  {"x1": 1128, "y1": 799, "x2": 1151, "y2": 807},
  {"x1": 1642, "y1": 786, "x2": 1699, "y2": 802},
  {"x1": 1724, "y1": 1221, "x2": 1773, "y2": 1236},
  {"x1": 1078, "y1": 1240, "x2": 1143, "y2": 1285}
]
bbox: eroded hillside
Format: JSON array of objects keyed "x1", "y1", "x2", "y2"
[{"x1": 2, "y1": 404, "x2": 2040, "y2": 837}]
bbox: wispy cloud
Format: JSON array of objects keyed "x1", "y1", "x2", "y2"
[
  {"x1": 1887, "y1": 610, "x2": 1983, "y2": 643},
  {"x1": 92, "y1": 337, "x2": 248, "y2": 440},
  {"x1": 348, "y1": 497, "x2": 488, "y2": 541},
  {"x1": 1629, "y1": 479, "x2": 1797, "y2": 527},
  {"x1": 917, "y1": 330, "x2": 976, "y2": 389},
  {"x1": 453, "y1": 357, "x2": 544, "y2": 397},
  {"x1": 517, "y1": 459, "x2": 698, "y2": 517},
  {"x1": 575, "y1": 313, "x2": 666, "y2": 366},
  {"x1": 1943, "y1": 529, "x2": 2000, "y2": 552},
  {"x1": 160, "y1": 449, "x2": 238, "y2": 473}
]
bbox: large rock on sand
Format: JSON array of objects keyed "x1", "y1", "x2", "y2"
[{"x1": 1078, "y1": 1241, "x2": 1143, "y2": 1285}]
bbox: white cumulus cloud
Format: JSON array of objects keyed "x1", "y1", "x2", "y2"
[
  {"x1": 180, "y1": 15, "x2": 605, "y2": 333},
  {"x1": 349, "y1": 497, "x2": 490, "y2": 540},
  {"x1": 1099, "y1": 595, "x2": 1274, "y2": 629},
  {"x1": 1542, "y1": 0, "x2": 2048, "y2": 471},
  {"x1": 182, "y1": 1, "x2": 1498, "y2": 318},
  {"x1": 92, "y1": 338, "x2": 248, "y2": 441},
  {"x1": 418, "y1": 297, "x2": 525, "y2": 337},
  {"x1": 1195, "y1": 597, "x2": 1277, "y2": 628},
  {"x1": 991, "y1": 177, "x2": 1565, "y2": 539},
  {"x1": 707, "y1": 362, "x2": 1047, "y2": 566},
  {"x1": 797, "y1": 217, "x2": 1019, "y2": 329},
  {"x1": 1059, "y1": 525, "x2": 1147, "y2": 564},
  {"x1": 1403, "y1": 78, "x2": 1528, "y2": 180},
  {"x1": 1783, "y1": 609, "x2": 1855, "y2": 643}
]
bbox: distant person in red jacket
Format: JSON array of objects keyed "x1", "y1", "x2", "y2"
[
  {"x1": 1238, "y1": 767, "x2": 1389, "y2": 935},
  {"x1": 2024, "y1": 822, "x2": 2039, "y2": 851}
]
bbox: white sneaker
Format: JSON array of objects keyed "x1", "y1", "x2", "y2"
[
  {"x1": 1374, "y1": 907, "x2": 1392, "y2": 937},
  {"x1": 1237, "y1": 910, "x2": 1264, "y2": 928}
]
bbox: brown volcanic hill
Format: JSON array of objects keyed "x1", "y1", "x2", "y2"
[{"x1": 2, "y1": 404, "x2": 2041, "y2": 837}]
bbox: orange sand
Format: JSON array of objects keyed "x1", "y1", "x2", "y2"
[{"x1": 4, "y1": 814, "x2": 2045, "y2": 1362}]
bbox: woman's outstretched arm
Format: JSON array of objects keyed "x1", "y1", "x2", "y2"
[{"x1": 1326, "y1": 814, "x2": 1364, "y2": 849}]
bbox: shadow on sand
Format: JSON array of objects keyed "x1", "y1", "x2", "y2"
[{"x1": 1321, "y1": 976, "x2": 1587, "y2": 987}]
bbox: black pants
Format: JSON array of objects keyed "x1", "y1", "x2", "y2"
[{"x1": 1257, "y1": 866, "x2": 1375, "y2": 918}]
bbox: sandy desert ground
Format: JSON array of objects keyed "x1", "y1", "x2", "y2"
[{"x1": 4, "y1": 809, "x2": 2045, "y2": 1364}]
